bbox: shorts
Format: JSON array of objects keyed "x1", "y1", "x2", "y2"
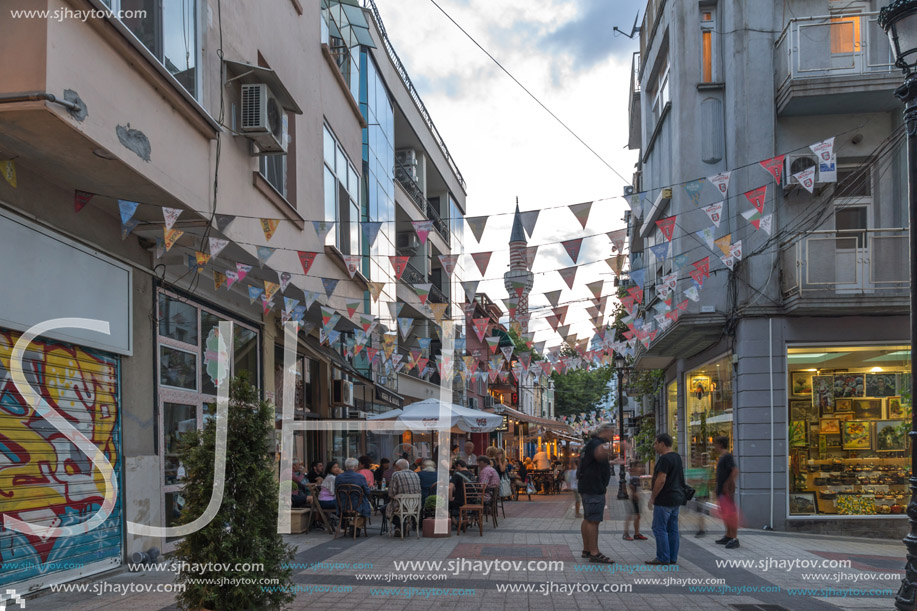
[
  {"x1": 581, "y1": 493, "x2": 606, "y2": 523},
  {"x1": 629, "y1": 495, "x2": 641, "y2": 516},
  {"x1": 573, "y1": 490, "x2": 582, "y2": 503}
]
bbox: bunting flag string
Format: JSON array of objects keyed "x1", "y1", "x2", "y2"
[
  {"x1": 558, "y1": 266, "x2": 578, "y2": 290},
  {"x1": 412, "y1": 220, "x2": 434, "y2": 244},
  {"x1": 568, "y1": 202, "x2": 593, "y2": 229},
  {"x1": 471, "y1": 251, "x2": 492, "y2": 276},
  {"x1": 561, "y1": 238, "x2": 583, "y2": 264},
  {"x1": 519, "y1": 209, "x2": 540, "y2": 238},
  {"x1": 466, "y1": 216, "x2": 488, "y2": 242},
  {"x1": 390, "y1": 256, "x2": 409, "y2": 281}
]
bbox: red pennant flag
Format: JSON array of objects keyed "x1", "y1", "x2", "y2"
[
  {"x1": 744, "y1": 186, "x2": 767, "y2": 215},
  {"x1": 546, "y1": 315, "x2": 560, "y2": 331},
  {"x1": 297, "y1": 251, "x2": 318, "y2": 275},
  {"x1": 553, "y1": 305, "x2": 568, "y2": 324},
  {"x1": 692, "y1": 257, "x2": 710, "y2": 279},
  {"x1": 627, "y1": 286, "x2": 643, "y2": 304},
  {"x1": 74, "y1": 190, "x2": 93, "y2": 213},
  {"x1": 558, "y1": 266, "x2": 577, "y2": 289},
  {"x1": 676, "y1": 299, "x2": 689, "y2": 311},
  {"x1": 471, "y1": 251, "x2": 492, "y2": 276},
  {"x1": 656, "y1": 215, "x2": 677, "y2": 241},
  {"x1": 759, "y1": 155, "x2": 786, "y2": 184},
  {"x1": 689, "y1": 268, "x2": 706, "y2": 288},
  {"x1": 620, "y1": 296, "x2": 636, "y2": 315},
  {"x1": 390, "y1": 256, "x2": 409, "y2": 280},
  {"x1": 561, "y1": 238, "x2": 583, "y2": 264}
]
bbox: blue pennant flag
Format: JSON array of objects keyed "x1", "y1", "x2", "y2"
[
  {"x1": 630, "y1": 268, "x2": 646, "y2": 289},
  {"x1": 118, "y1": 200, "x2": 139, "y2": 225},
  {"x1": 321, "y1": 277, "x2": 339, "y2": 298},
  {"x1": 650, "y1": 243, "x2": 670, "y2": 262}
]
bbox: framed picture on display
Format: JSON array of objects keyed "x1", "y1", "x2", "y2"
[
  {"x1": 812, "y1": 375, "x2": 834, "y2": 412},
  {"x1": 888, "y1": 396, "x2": 908, "y2": 419},
  {"x1": 841, "y1": 420, "x2": 872, "y2": 451},
  {"x1": 835, "y1": 398, "x2": 853, "y2": 413},
  {"x1": 876, "y1": 420, "x2": 907, "y2": 452},
  {"x1": 790, "y1": 400, "x2": 812, "y2": 421},
  {"x1": 865, "y1": 373, "x2": 897, "y2": 397},
  {"x1": 789, "y1": 492, "x2": 816, "y2": 515},
  {"x1": 834, "y1": 374, "x2": 865, "y2": 398},
  {"x1": 898, "y1": 373, "x2": 912, "y2": 407},
  {"x1": 852, "y1": 398, "x2": 883, "y2": 420},
  {"x1": 835, "y1": 412, "x2": 853, "y2": 423},
  {"x1": 820, "y1": 419, "x2": 840, "y2": 435},
  {"x1": 818, "y1": 434, "x2": 828, "y2": 454},
  {"x1": 789, "y1": 420, "x2": 807, "y2": 447},
  {"x1": 791, "y1": 372, "x2": 813, "y2": 397}
]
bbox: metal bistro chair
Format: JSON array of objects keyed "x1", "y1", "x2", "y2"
[
  {"x1": 334, "y1": 484, "x2": 368, "y2": 540},
  {"x1": 390, "y1": 493, "x2": 422, "y2": 540},
  {"x1": 459, "y1": 481, "x2": 486, "y2": 537}
]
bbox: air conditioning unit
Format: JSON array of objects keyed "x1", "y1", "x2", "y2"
[
  {"x1": 483, "y1": 395, "x2": 495, "y2": 409},
  {"x1": 241, "y1": 83, "x2": 287, "y2": 154},
  {"x1": 396, "y1": 232, "x2": 421, "y2": 251},
  {"x1": 396, "y1": 148, "x2": 417, "y2": 168},
  {"x1": 784, "y1": 154, "x2": 820, "y2": 187},
  {"x1": 332, "y1": 379, "x2": 354, "y2": 407}
]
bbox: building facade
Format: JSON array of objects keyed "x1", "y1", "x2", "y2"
[{"x1": 627, "y1": 0, "x2": 909, "y2": 534}]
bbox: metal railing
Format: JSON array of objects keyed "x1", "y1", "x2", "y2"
[
  {"x1": 429, "y1": 283, "x2": 448, "y2": 305},
  {"x1": 363, "y1": 0, "x2": 467, "y2": 191},
  {"x1": 774, "y1": 12, "x2": 894, "y2": 90},
  {"x1": 395, "y1": 160, "x2": 450, "y2": 245},
  {"x1": 401, "y1": 260, "x2": 426, "y2": 285},
  {"x1": 425, "y1": 201, "x2": 450, "y2": 243},
  {"x1": 780, "y1": 228, "x2": 908, "y2": 298}
]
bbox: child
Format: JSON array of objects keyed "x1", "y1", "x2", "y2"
[
  {"x1": 622, "y1": 462, "x2": 648, "y2": 541},
  {"x1": 565, "y1": 457, "x2": 582, "y2": 517}
]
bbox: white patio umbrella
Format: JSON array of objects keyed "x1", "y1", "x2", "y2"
[{"x1": 367, "y1": 398, "x2": 503, "y2": 433}]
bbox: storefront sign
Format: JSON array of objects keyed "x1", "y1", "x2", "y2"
[
  {"x1": 375, "y1": 385, "x2": 403, "y2": 408},
  {"x1": 495, "y1": 416, "x2": 509, "y2": 432}
]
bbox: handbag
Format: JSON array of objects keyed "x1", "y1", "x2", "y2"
[
  {"x1": 682, "y1": 484, "x2": 696, "y2": 505},
  {"x1": 500, "y1": 474, "x2": 512, "y2": 498},
  {"x1": 526, "y1": 481, "x2": 536, "y2": 495}
]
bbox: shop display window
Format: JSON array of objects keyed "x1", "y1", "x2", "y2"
[{"x1": 685, "y1": 354, "x2": 733, "y2": 498}]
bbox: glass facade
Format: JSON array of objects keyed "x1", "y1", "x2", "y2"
[
  {"x1": 787, "y1": 345, "x2": 911, "y2": 517},
  {"x1": 685, "y1": 354, "x2": 733, "y2": 497},
  {"x1": 323, "y1": 124, "x2": 361, "y2": 253}
]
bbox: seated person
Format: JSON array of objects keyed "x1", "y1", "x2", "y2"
[
  {"x1": 387, "y1": 458, "x2": 422, "y2": 535},
  {"x1": 477, "y1": 456, "x2": 500, "y2": 503},
  {"x1": 290, "y1": 480, "x2": 310, "y2": 509},
  {"x1": 335, "y1": 458, "x2": 373, "y2": 524},
  {"x1": 307, "y1": 461, "x2": 325, "y2": 484},
  {"x1": 318, "y1": 461, "x2": 341, "y2": 511},
  {"x1": 357, "y1": 455, "x2": 375, "y2": 488},
  {"x1": 418, "y1": 459, "x2": 438, "y2": 502},
  {"x1": 374, "y1": 458, "x2": 390, "y2": 487},
  {"x1": 448, "y1": 460, "x2": 474, "y2": 529}
]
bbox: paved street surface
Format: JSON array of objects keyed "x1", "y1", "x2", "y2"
[{"x1": 19, "y1": 492, "x2": 902, "y2": 610}]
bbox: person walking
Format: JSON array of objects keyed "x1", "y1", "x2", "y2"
[
  {"x1": 713, "y1": 436, "x2": 740, "y2": 548},
  {"x1": 565, "y1": 457, "x2": 582, "y2": 518},
  {"x1": 646, "y1": 433, "x2": 687, "y2": 566},
  {"x1": 578, "y1": 423, "x2": 617, "y2": 564}
]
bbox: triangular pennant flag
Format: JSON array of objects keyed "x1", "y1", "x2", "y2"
[
  {"x1": 471, "y1": 251, "x2": 492, "y2": 276},
  {"x1": 312, "y1": 220, "x2": 335, "y2": 243},
  {"x1": 413, "y1": 283, "x2": 432, "y2": 305},
  {"x1": 320, "y1": 306, "x2": 336, "y2": 329},
  {"x1": 611, "y1": 254, "x2": 626, "y2": 278},
  {"x1": 607, "y1": 229, "x2": 626, "y2": 253},
  {"x1": 361, "y1": 221, "x2": 383, "y2": 247},
  {"x1": 472, "y1": 318, "x2": 489, "y2": 342},
  {"x1": 561, "y1": 238, "x2": 583, "y2": 264},
  {"x1": 501, "y1": 345, "x2": 514, "y2": 363},
  {"x1": 703, "y1": 202, "x2": 723, "y2": 228},
  {"x1": 278, "y1": 271, "x2": 292, "y2": 293},
  {"x1": 224, "y1": 270, "x2": 239, "y2": 289},
  {"x1": 692, "y1": 257, "x2": 710, "y2": 279},
  {"x1": 721, "y1": 255, "x2": 735, "y2": 270},
  {"x1": 390, "y1": 255, "x2": 409, "y2": 280},
  {"x1": 554, "y1": 305, "x2": 569, "y2": 324},
  {"x1": 650, "y1": 242, "x2": 670, "y2": 263},
  {"x1": 213, "y1": 270, "x2": 227, "y2": 291},
  {"x1": 388, "y1": 301, "x2": 404, "y2": 319},
  {"x1": 544, "y1": 289, "x2": 562, "y2": 308},
  {"x1": 524, "y1": 245, "x2": 538, "y2": 271},
  {"x1": 485, "y1": 336, "x2": 501, "y2": 354},
  {"x1": 209, "y1": 238, "x2": 229, "y2": 259},
  {"x1": 558, "y1": 266, "x2": 577, "y2": 290},
  {"x1": 627, "y1": 286, "x2": 643, "y2": 304},
  {"x1": 367, "y1": 281, "x2": 385, "y2": 302},
  {"x1": 730, "y1": 240, "x2": 743, "y2": 261},
  {"x1": 708, "y1": 171, "x2": 731, "y2": 199},
  {"x1": 586, "y1": 280, "x2": 604, "y2": 300},
  {"x1": 556, "y1": 325, "x2": 570, "y2": 339},
  {"x1": 121, "y1": 219, "x2": 140, "y2": 240},
  {"x1": 745, "y1": 186, "x2": 767, "y2": 215},
  {"x1": 673, "y1": 254, "x2": 689, "y2": 270},
  {"x1": 741, "y1": 208, "x2": 763, "y2": 230},
  {"x1": 412, "y1": 220, "x2": 434, "y2": 244},
  {"x1": 438, "y1": 254, "x2": 459, "y2": 277},
  {"x1": 261, "y1": 298, "x2": 274, "y2": 315},
  {"x1": 303, "y1": 290, "x2": 321, "y2": 311},
  {"x1": 714, "y1": 234, "x2": 732, "y2": 257},
  {"x1": 685, "y1": 286, "x2": 700, "y2": 302},
  {"x1": 569, "y1": 202, "x2": 593, "y2": 229},
  {"x1": 257, "y1": 246, "x2": 276, "y2": 266},
  {"x1": 260, "y1": 218, "x2": 280, "y2": 242},
  {"x1": 461, "y1": 280, "x2": 480, "y2": 302},
  {"x1": 630, "y1": 268, "x2": 646, "y2": 289},
  {"x1": 248, "y1": 286, "x2": 264, "y2": 303},
  {"x1": 519, "y1": 210, "x2": 540, "y2": 238},
  {"x1": 74, "y1": 190, "x2": 93, "y2": 213},
  {"x1": 284, "y1": 297, "x2": 300, "y2": 314},
  {"x1": 343, "y1": 255, "x2": 362, "y2": 279},
  {"x1": 398, "y1": 317, "x2": 414, "y2": 341},
  {"x1": 163, "y1": 207, "x2": 182, "y2": 230},
  {"x1": 466, "y1": 216, "x2": 488, "y2": 242},
  {"x1": 503, "y1": 297, "x2": 518, "y2": 318},
  {"x1": 760, "y1": 155, "x2": 786, "y2": 184},
  {"x1": 430, "y1": 302, "x2": 449, "y2": 325},
  {"x1": 264, "y1": 280, "x2": 280, "y2": 301},
  {"x1": 546, "y1": 315, "x2": 560, "y2": 331},
  {"x1": 163, "y1": 227, "x2": 183, "y2": 251},
  {"x1": 293, "y1": 251, "x2": 316, "y2": 276},
  {"x1": 793, "y1": 167, "x2": 816, "y2": 193},
  {"x1": 195, "y1": 251, "x2": 211, "y2": 271},
  {"x1": 0, "y1": 160, "x2": 16, "y2": 187},
  {"x1": 215, "y1": 214, "x2": 235, "y2": 233},
  {"x1": 656, "y1": 215, "x2": 676, "y2": 241},
  {"x1": 684, "y1": 180, "x2": 704, "y2": 206},
  {"x1": 759, "y1": 214, "x2": 773, "y2": 235},
  {"x1": 697, "y1": 226, "x2": 716, "y2": 250},
  {"x1": 321, "y1": 277, "x2": 339, "y2": 298},
  {"x1": 236, "y1": 262, "x2": 252, "y2": 281},
  {"x1": 810, "y1": 137, "x2": 836, "y2": 164},
  {"x1": 119, "y1": 200, "x2": 139, "y2": 225}
]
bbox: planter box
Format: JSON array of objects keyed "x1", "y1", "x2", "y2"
[
  {"x1": 422, "y1": 517, "x2": 451, "y2": 538},
  {"x1": 290, "y1": 508, "x2": 311, "y2": 534}
]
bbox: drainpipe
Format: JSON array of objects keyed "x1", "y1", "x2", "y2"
[
  {"x1": 0, "y1": 92, "x2": 80, "y2": 112},
  {"x1": 766, "y1": 317, "x2": 775, "y2": 530}
]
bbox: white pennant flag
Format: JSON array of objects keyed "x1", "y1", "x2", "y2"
[
  {"x1": 721, "y1": 255, "x2": 735, "y2": 270},
  {"x1": 707, "y1": 171, "x2": 731, "y2": 199},
  {"x1": 793, "y1": 166, "x2": 817, "y2": 193},
  {"x1": 163, "y1": 207, "x2": 182, "y2": 230},
  {"x1": 730, "y1": 240, "x2": 743, "y2": 261},
  {"x1": 703, "y1": 202, "x2": 723, "y2": 228},
  {"x1": 209, "y1": 237, "x2": 229, "y2": 258},
  {"x1": 685, "y1": 286, "x2": 700, "y2": 302},
  {"x1": 759, "y1": 214, "x2": 773, "y2": 236},
  {"x1": 697, "y1": 226, "x2": 716, "y2": 250}
]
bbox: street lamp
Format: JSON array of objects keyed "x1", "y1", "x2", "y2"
[
  {"x1": 614, "y1": 354, "x2": 631, "y2": 500},
  {"x1": 879, "y1": 2, "x2": 917, "y2": 609}
]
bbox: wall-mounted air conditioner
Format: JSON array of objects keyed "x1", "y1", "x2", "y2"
[
  {"x1": 784, "y1": 154, "x2": 821, "y2": 188},
  {"x1": 396, "y1": 232, "x2": 421, "y2": 252},
  {"x1": 241, "y1": 82, "x2": 287, "y2": 154},
  {"x1": 332, "y1": 379, "x2": 354, "y2": 407}
]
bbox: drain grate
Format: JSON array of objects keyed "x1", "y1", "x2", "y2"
[{"x1": 731, "y1": 605, "x2": 790, "y2": 611}]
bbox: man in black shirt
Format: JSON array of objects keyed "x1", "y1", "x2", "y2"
[
  {"x1": 714, "y1": 436, "x2": 740, "y2": 548},
  {"x1": 578, "y1": 423, "x2": 616, "y2": 564},
  {"x1": 449, "y1": 460, "x2": 474, "y2": 530},
  {"x1": 647, "y1": 433, "x2": 686, "y2": 565}
]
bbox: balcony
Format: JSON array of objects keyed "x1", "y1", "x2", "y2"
[
  {"x1": 780, "y1": 228, "x2": 909, "y2": 314},
  {"x1": 774, "y1": 13, "x2": 900, "y2": 116},
  {"x1": 395, "y1": 161, "x2": 450, "y2": 244},
  {"x1": 627, "y1": 52, "x2": 642, "y2": 151}
]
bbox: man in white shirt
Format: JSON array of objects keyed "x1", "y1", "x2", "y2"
[
  {"x1": 533, "y1": 447, "x2": 551, "y2": 470},
  {"x1": 460, "y1": 441, "x2": 477, "y2": 465}
]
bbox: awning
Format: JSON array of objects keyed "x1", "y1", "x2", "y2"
[
  {"x1": 487, "y1": 405, "x2": 573, "y2": 435},
  {"x1": 223, "y1": 60, "x2": 303, "y2": 114}
]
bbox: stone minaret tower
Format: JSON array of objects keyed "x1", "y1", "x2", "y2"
[{"x1": 504, "y1": 199, "x2": 534, "y2": 332}]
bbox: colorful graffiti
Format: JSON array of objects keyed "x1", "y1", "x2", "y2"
[{"x1": 0, "y1": 330, "x2": 121, "y2": 587}]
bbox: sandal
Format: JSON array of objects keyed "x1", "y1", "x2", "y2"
[
  {"x1": 581, "y1": 549, "x2": 590, "y2": 558},
  {"x1": 588, "y1": 552, "x2": 615, "y2": 565},
  {"x1": 634, "y1": 534, "x2": 648, "y2": 540},
  {"x1": 622, "y1": 534, "x2": 633, "y2": 541}
]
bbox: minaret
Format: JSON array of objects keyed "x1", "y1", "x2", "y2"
[{"x1": 504, "y1": 199, "x2": 534, "y2": 332}]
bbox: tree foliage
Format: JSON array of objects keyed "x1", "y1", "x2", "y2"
[{"x1": 551, "y1": 359, "x2": 614, "y2": 417}]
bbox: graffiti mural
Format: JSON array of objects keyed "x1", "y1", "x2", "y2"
[{"x1": 0, "y1": 330, "x2": 122, "y2": 587}]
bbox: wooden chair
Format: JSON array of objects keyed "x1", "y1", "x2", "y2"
[
  {"x1": 335, "y1": 484, "x2": 368, "y2": 540},
  {"x1": 390, "y1": 493, "x2": 422, "y2": 539},
  {"x1": 484, "y1": 485, "x2": 500, "y2": 527},
  {"x1": 513, "y1": 477, "x2": 532, "y2": 502},
  {"x1": 306, "y1": 484, "x2": 335, "y2": 533},
  {"x1": 459, "y1": 481, "x2": 486, "y2": 536}
]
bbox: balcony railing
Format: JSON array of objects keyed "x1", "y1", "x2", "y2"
[
  {"x1": 775, "y1": 13, "x2": 894, "y2": 88},
  {"x1": 401, "y1": 260, "x2": 426, "y2": 285},
  {"x1": 780, "y1": 228, "x2": 908, "y2": 299},
  {"x1": 395, "y1": 160, "x2": 450, "y2": 244}
]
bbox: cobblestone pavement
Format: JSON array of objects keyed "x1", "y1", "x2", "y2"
[{"x1": 15, "y1": 492, "x2": 905, "y2": 610}]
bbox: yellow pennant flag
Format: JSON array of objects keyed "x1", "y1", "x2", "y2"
[
  {"x1": 367, "y1": 281, "x2": 385, "y2": 302},
  {"x1": 714, "y1": 234, "x2": 733, "y2": 257},
  {"x1": 260, "y1": 218, "x2": 279, "y2": 242},
  {"x1": 195, "y1": 251, "x2": 211, "y2": 271},
  {"x1": 0, "y1": 160, "x2": 16, "y2": 188},
  {"x1": 264, "y1": 280, "x2": 280, "y2": 301},
  {"x1": 430, "y1": 302, "x2": 449, "y2": 325},
  {"x1": 164, "y1": 227, "x2": 184, "y2": 252},
  {"x1": 213, "y1": 270, "x2": 227, "y2": 290}
]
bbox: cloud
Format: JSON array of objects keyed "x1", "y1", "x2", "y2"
[{"x1": 540, "y1": 0, "x2": 645, "y2": 70}]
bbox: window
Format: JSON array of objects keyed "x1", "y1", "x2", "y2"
[
  {"x1": 700, "y1": 10, "x2": 716, "y2": 82},
  {"x1": 830, "y1": 15, "x2": 862, "y2": 54},
  {"x1": 648, "y1": 55, "x2": 670, "y2": 127},
  {"x1": 323, "y1": 124, "x2": 361, "y2": 253},
  {"x1": 260, "y1": 152, "x2": 288, "y2": 199},
  {"x1": 111, "y1": 0, "x2": 200, "y2": 98}
]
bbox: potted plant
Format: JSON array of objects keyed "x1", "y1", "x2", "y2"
[
  {"x1": 172, "y1": 373, "x2": 295, "y2": 610},
  {"x1": 422, "y1": 495, "x2": 450, "y2": 538}
]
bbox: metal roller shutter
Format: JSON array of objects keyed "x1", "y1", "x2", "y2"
[{"x1": 0, "y1": 328, "x2": 122, "y2": 594}]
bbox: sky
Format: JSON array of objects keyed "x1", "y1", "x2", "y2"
[{"x1": 375, "y1": 0, "x2": 643, "y2": 351}]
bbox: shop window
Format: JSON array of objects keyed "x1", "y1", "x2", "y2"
[
  {"x1": 685, "y1": 354, "x2": 733, "y2": 496},
  {"x1": 666, "y1": 379, "x2": 678, "y2": 448},
  {"x1": 787, "y1": 345, "x2": 911, "y2": 517}
]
